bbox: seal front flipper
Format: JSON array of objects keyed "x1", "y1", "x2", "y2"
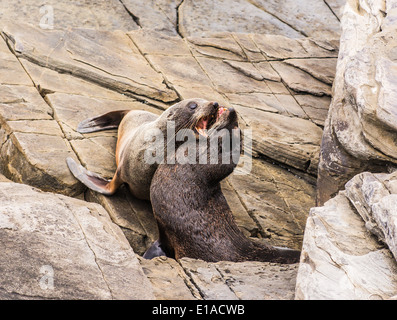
[
  {"x1": 77, "y1": 110, "x2": 130, "y2": 133},
  {"x1": 143, "y1": 240, "x2": 168, "y2": 259},
  {"x1": 66, "y1": 157, "x2": 122, "y2": 196}
]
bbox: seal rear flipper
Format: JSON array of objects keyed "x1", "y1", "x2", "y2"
[
  {"x1": 143, "y1": 240, "x2": 168, "y2": 259},
  {"x1": 77, "y1": 110, "x2": 130, "y2": 133},
  {"x1": 66, "y1": 157, "x2": 121, "y2": 196}
]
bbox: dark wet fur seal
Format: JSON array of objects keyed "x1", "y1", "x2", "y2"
[
  {"x1": 146, "y1": 107, "x2": 300, "y2": 264},
  {"x1": 66, "y1": 98, "x2": 220, "y2": 200}
]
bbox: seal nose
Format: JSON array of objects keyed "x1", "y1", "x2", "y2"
[{"x1": 212, "y1": 102, "x2": 219, "y2": 109}]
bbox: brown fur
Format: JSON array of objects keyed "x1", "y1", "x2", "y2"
[{"x1": 147, "y1": 108, "x2": 300, "y2": 263}]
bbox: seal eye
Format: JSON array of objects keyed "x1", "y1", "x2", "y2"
[{"x1": 189, "y1": 102, "x2": 198, "y2": 110}]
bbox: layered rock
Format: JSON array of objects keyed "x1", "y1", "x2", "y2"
[
  {"x1": 178, "y1": 0, "x2": 341, "y2": 38},
  {"x1": 141, "y1": 256, "x2": 298, "y2": 300},
  {"x1": 317, "y1": 0, "x2": 397, "y2": 204},
  {"x1": 0, "y1": 0, "x2": 140, "y2": 31},
  {"x1": 296, "y1": 171, "x2": 397, "y2": 300},
  {"x1": 345, "y1": 171, "x2": 397, "y2": 262},
  {"x1": 3, "y1": 25, "x2": 178, "y2": 103},
  {"x1": 0, "y1": 181, "x2": 154, "y2": 299},
  {"x1": 0, "y1": 0, "x2": 342, "y2": 39},
  {"x1": 295, "y1": 0, "x2": 397, "y2": 300}
]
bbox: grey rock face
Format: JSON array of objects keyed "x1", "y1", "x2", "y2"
[
  {"x1": 0, "y1": 182, "x2": 154, "y2": 300},
  {"x1": 317, "y1": 0, "x2": 397, "y2": 204},
  {"x1": 296, "y1": 189, "x2": 397, "y2": 300},
  {"x1": 296, "y1": 0, "x2": 397, "y2": 300}
]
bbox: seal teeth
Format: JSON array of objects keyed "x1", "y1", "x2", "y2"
[
  {"x1": 196, "y1": 116, "x2": 210, "y2": 136},
  {"x1": 216, "y1": 107, "x2": 227, "y2": 121}
]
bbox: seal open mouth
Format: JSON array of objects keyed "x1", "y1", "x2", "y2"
[{"x1": 195, "y1": 106, "x2": 228, "y2": 137}]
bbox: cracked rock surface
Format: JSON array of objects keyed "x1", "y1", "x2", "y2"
[
  {"x1": 296, "y1": 186, "x2": 397, "y2": 300},
  {"x1": 295, "y1": 0, "x2": 397, "y2": 300},
  {"x1": 317, "y1": 0, "x2": 397, "y2": 205},
  {"x1": 0, "y1": 181, "x2": 154, "y2": 300}
]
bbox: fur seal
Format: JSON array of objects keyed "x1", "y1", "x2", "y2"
[
  {"x1": 66, "y1": 98, "x2": 221, "y2": 200},
  {"x1": 145, "y1": 106, "x2": 300, "y2": 264}
]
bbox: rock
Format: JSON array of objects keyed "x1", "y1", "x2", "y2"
[
  {"x1": 20, "y1": 59, "x2": 139, "y2": 101},
  {"x1": 284, "y1": 58, "x2": 337, "y2": 86},
  {"x1": 86, "y1": 186, "x2": 159, "y2": 256},
  {"x1": 120, "y1": 0, "x2": 180, "y2": 36},
  {"x1": 230, "y1": 158, "x2": 316, "y2": 250},
  {"x1": 178, "y1": 0, "x2": 340, "y2": 39},
  {"x1": 3, "y1": 24, "x2": 178, "y2": 103},
  {"x1": 179, "y1": 258, "x2": 298, "y2": 300},
  {"x1": 0, "y1": 181, "x2": 154, "y2": 299},
  {"x1": 0, "y1": 84, "x2": 83, "y2": 196},
  {"x1": 294, "y1": 95, "x2": 332, "y2": 126},
  {"x1": 236, "y1": 106, "x2": 323, "y2": 175},
  {"x1": 0, "y1": 37, "x2": 33, "y2": 86},
  {"x1": 317, "y1": 0, "x2": 397, "y2": 204},
  {"x1": 0, "y1": 0, "x2": 343, "y2": 41},
  {"x1": 0, "y1": 130, "x2": 83, "y2": 196},
  {"x1": 128, "y1": 29, "x2": 191, "y2": 56},
  {"x1": 0, "y1": 85, "x2": 52, "y2": 121},
  {"x1": 345, "y1": 171, "x2": 397, "y2": 261},
  {"x1": 139, "y1": 256, "x2": 298, "y2": 300},
  {"x1": 211, "y1": 260, "x2": 298, "y2": 300},
  {"x1": 0, "y1": 0, "x2": 139, "y2": 31},
  {"x1": 296, "y1": 192, "x2": 397, "y2": 300},
  {"x1": 324, "y1": 0, "x2": 346, "y2": 20},
  {"x1": 250, "y1": 0, "x2": 341, "y2": 39},
  {"x1": 138, "y1": 256, "x2": 201, "y2": 300},
  {"x1": 0, "y1": 173, "x2": 10, "y2": 182},
  {"x1": 251, "y1": 34, "x2": 339, "y2": 60},
  {"x1": 220, "y1": 179, "x2": 259, "y2": 237},
  {"x1": 270, "y1": 61, "x2": 332, "y2": 96},
  {"x1": 178, "y1": 0, "x2": 303, "y2": 38},
  {"x1": 226, "y1": 92, "x2": 305, "y2": 117}
]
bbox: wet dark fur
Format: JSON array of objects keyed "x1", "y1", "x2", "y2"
[{"x1": 147, "y1": 108, "x2": 300, "y2": 264}]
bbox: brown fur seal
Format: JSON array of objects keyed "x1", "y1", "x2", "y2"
[
  {"x1": 145, "y1": 106, "x2": 300, "y2": 264},
  {"x1": 66, "y1": 99, "x2": 221, "y2": 200}
]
